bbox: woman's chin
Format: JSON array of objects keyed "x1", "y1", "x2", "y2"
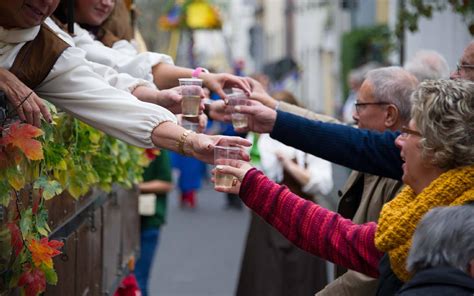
[{"x1": 401, "y1": 165, "x2": 409, "y2": 186}]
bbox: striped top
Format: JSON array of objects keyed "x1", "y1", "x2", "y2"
[{"x1": 240, "y1": 168, "x2": 383, "y2": 278}]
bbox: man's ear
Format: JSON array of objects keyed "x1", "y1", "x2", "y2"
[{"x1": 384, "y1": 104, "x2": 399, "y2": 129}]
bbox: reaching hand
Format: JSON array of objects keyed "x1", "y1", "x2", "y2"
[
  {"x1": 187, "y1": 133, "x2": 251, "y2": 164},
  {"x1": 208, "y1": 100, "x2": 232, "y2": 122},
  {"x1": 200, "y1": 72, "x2": 251, "y2": 99},
  {"x1": 211, "y1": 159, "x2": 254, "y2": 194},
  {"x1": 177, "y1": 113, "x2": 208, "y2": 133},
  {"x1": 245, "y1": 77, "x2": 277, "y2": 109},
  {"x1": 0, "y1": 69, "x2": 52, "y2": 127},
  {"x1": 155, "y1": 86, "x2": 205, "y2": 114},
  {"x1": 232, "y1": 101, "x2": 277, "y2": 134}
]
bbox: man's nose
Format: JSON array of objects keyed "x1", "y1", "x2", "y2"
[{"x1": 352, "y1": 109, "x2": 359, "y2": 122}]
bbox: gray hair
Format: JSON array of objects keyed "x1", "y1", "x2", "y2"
[
  {"x1": 365, "y1": 66, "x2": 419, "y2": 123},
  {"x1": 349, "y1": 62, "x2": 383, "y2": 86},
  {"x1": 407, "y1": 204, "x2": 474, "y2": 274},
  {"x1": 411, "y1": 79, "x2": 474, "y2": 169},
  {"x1": 404, "y1": 50, "x2": 450, "y2": 81}
]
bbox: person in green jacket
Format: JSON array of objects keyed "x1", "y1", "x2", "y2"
[{"x1": 135, "y1": 149, "x2": 173, "y2": 296}]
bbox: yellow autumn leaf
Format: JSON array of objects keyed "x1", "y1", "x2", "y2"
[{"x1": 7, "y1": 167, "x2": 25, "y2": 191}]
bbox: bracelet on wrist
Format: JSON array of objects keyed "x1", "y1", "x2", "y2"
[
  {"x1": 176, "y1": 130, "x2": 195, "y2": 156},
  {"x1": 191, "y1": 67, "x2": 209, "y2": 78}
]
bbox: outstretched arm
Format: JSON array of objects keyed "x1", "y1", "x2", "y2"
[
  {"x1": 232, "y1": 103, "x2": 402, "y2": 180},
  {"x1": 239, "y1": 169, "x2": 382, "y2": 277},
  {"x1": 214, "y1": 163, "x2": 383, "y2": 277},
  {"x1": 152, "y1": 63, "x2": 250, "y2": 99},
  {"x1": 271, "y1": 111, "x2": 403, "y2": 180}
]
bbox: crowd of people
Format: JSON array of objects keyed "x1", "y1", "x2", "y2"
[{"x1": 0, "y1": 0, "x2": 473, "y2": 295}]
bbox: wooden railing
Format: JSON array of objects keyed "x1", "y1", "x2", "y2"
[{"x1": 43, "y1": 185, "x2": 140, "y2": 295}]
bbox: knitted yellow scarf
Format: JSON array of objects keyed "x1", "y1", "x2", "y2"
[{"x1": 374, "y1": 165, "x2": 474, "y2": 282}]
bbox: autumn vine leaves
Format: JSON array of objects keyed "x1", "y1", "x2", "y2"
[{"x1": 0, "y1": 115, "x2": 148, "y2": 295}]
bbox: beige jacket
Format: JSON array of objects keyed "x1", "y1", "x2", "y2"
[{"x1": 278, "y1": 102, "x2": 403, "y2": 296}]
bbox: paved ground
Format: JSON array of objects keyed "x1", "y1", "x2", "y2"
[
  {"x1": 149, "y1": 178, "x2": 249, "y2": 296},
  {"x1": 149, "y1": 165, "x2": 349, "y2": 296}
]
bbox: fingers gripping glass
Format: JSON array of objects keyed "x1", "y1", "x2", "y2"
[
  {"x1": 354, "y1": 101, "x2": 390, "y2": 113},
  {"x1": 400, "y1": 126, "x2": 422, "y2": 138},
  {"x1": 456, "y1": 63, "x2": 474, "y2": 75}
]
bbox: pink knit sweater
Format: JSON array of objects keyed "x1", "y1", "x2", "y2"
[{"x1": 239, "y1": 168, "x2": 383, "y2": 278}]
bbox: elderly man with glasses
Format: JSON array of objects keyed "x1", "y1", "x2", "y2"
[
  {"x1": 234, "y1": 42, "x2": 474, "y2": 182},
  {"x1": 310, "y1": 67, "x2": 418, "y2": 296},
  {"x1": 451, "y1": 41, "x2": 474, "y2": 81}
]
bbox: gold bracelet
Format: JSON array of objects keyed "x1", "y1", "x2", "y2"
[{"x1": 176, "y1": 130, "x2": 195, "y2": 155}]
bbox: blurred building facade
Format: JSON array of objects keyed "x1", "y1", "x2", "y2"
[{"x1": 137, "y1": 0, "x2": 472, "y2": 115}]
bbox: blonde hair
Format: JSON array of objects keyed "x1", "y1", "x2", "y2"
[
  {"x1": 411, "y1": 79, "x2": 474, "y2": 169},
  {"x1": 102, "y1": 0, "x2": 134, "y2": 41}
]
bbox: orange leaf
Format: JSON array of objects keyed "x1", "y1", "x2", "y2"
[
  {"x1": 27, "y1": 238, "x2": 63, "y2": 269},
  {"x1": 17, "y1": 264, "x2": 46, "y2": 296},
  {"x1": 1, "y1": 122, "x2": 44, "y2": 160}
]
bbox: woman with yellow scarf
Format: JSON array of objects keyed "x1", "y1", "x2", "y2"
[{"x1": 214, "y1": 79, "x2": 474, "y2": 295}]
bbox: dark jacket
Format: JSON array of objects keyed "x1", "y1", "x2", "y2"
[
  {"x1": 396, "y1": 266, "x2": 474, "y2": 296},
  {"x1": 271, "y1": 110, "x2": 403, "y2": 180}
]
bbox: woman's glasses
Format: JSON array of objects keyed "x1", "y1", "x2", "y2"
[
  {"x1": 400, "y1": 126, "x2": 422, "y2": 138},
  {"x1": 456, "y1": 63, "x2": 474, "y2": 75}
]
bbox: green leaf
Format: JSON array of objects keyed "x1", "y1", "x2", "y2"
[
  {"x1": 35, "y1": 208, "x2": 50, "y2": 236},
  {"x1": 42, "y1": 143, "x2": 68, "y2": 171},
  {"x1": 33, "y1": 177, "x2": 63, "y2": 200},
  {"x1": 0, "y1": 179, "x2": 11, "y2": 207},
  {"x1": 88, "y1": 130, "x2": 101, "y2": 144},
  {"x1": 40, "y1": 263, "x2": 58, "y2": 285},
  {"x1": 0, "y1": 226, "x2": 12, "y2": 273},
  {"x1": 19, "y1": 209, "x2": 33, "y2": 240}
]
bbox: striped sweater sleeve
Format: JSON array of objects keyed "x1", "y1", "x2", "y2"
[{"x1": 239, "y1": 168, "x2": 383, "y2": 278}]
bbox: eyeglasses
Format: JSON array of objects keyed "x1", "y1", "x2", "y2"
[
  {"x1": 354, "y1": 102, "x2": 390, "y2": 113},
  {"x1": 456, "y1": 63, "x2": 474, "y2": 75},
  {"x1": 400, "y1": 126, "x2": 422, "y2": 138}
]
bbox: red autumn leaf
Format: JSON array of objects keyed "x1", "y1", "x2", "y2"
[
  {"x1": 0, "y1": 122, "x2": 44, "y2": 160},
  {"x1": 7, "y1": 223, "x2": 23, "y2": 256},
  {"x1": 46, "y1": 239, "x2": 64, "y2": 250},
  {"x1": 32, "y1": 189, "x2": 42, "y2": 215},
  {"x1": 17, "y1": 264, "x2": 46, "y2": 296},
  {"x1": 144, "y1": 148, "x2": 160, "y2": 160},
  {"x1": 27, "y1": 238, "x2": 63, "y2": 269}
]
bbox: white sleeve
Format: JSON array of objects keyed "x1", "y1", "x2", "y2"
[
  {"x1": 88, "y1": 60, "x2": 155, "y2": 92},
  {"x1": 73, "y1": 25, "x2": 174, "y2": 83},
  {"x1": 44, "y1": 20, "x2": 154, "y2": 92},
  {"x1": 301, "y1": 154, "x2": 333, "y2": 196},
  {"x1": 258, "y1": 134, "x2": 283, "y2": 182},
  {"x1": 111, "y1": 39, "x2": 139, "y2": 56},
  {"x1": 36, "y1": 47, "x2": 176, "y2": 148}
]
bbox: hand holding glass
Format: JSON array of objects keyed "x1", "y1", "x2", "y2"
[
  {"x1": 226, "y1": 92, "x2": 251, "y2": 129},
  {"x1": 179, "y1": 78, "x2": 202, "y2": 117},
  {"x1": 214, "y1": 146, "x2": 242, "y2": 188}
]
